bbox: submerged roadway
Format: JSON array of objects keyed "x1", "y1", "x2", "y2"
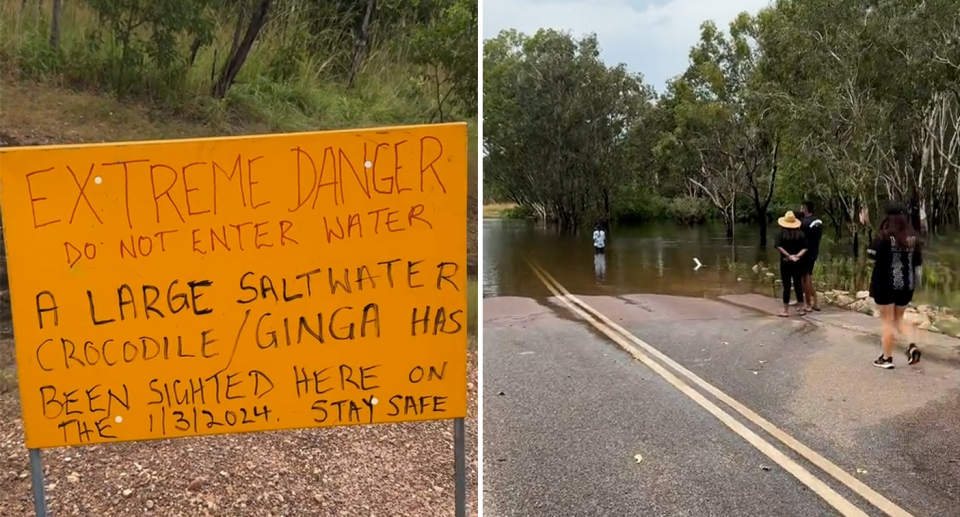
[{"x1": 483, "y1": 264, "x2": 960, "y2": 517}]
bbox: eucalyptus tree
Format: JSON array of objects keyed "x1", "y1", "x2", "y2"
[
  {"x1": 666, "y1": 14, "x2": 781, "y2": 244},
  {"x1": 483, "y1": 29, "x2": 652, "y2": 231}
]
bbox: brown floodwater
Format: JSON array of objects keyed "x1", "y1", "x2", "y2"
[{"x1": 483, "y1": 219, "x2": 960, "y2": 309}]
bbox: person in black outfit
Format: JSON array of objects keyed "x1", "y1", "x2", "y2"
[
  {"x1": 774, "y1": 211, "x2": 808, "y2": 317},
  {"x1": 866, "y1": 203, "x2": 923, "y2": 369},
  {"x1": 799, "y1": 201, "x2": 824, "y2": 312}
]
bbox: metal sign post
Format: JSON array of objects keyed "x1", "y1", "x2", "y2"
[
  {"x1": 454, "y1": 417, "x2": 467, "y2": 517},
  {"x1": 29, "y1": 448, "x2": 48, "y2": 517}
]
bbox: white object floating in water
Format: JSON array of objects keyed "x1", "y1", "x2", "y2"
[{"x1": 693, "y1": 258, "x2": 703, "y2": 271}]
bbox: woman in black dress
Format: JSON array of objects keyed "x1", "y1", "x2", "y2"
[
  {"x1": 774, "y1": 211, "x2": 808, "y2": 317},
  {"x1": 866, "y1": 203, "x2": 923, "y2": 369}
]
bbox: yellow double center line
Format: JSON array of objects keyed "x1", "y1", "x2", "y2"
[{"x1": 526, "y1": 259, "x2": 915, "y2": 517}]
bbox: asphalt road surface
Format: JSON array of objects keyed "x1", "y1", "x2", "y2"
[{"x1": 483, "y1": 280, "x2": 960, "y2": 517}]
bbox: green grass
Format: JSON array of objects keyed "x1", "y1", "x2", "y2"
[
  {"x1": 483, "y1": 203, "x2": 517, "y2": 218},
  {"x1": 483, "y1": 203, "x2": 535, "y2": 219},
  {"x1": 0, "y1": 1, "x2": 470, "y2": 132},
  {"x1": 734, "y1": 257, "x2": 960, "y2": 312}
]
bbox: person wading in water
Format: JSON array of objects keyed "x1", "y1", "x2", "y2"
[
  {"x1": 775, "y1": 211, "x2": 808, "y2": 317},
  {"x1": 864, "y1": 203, "x2": 923, "y2": 369},
  {"x1": 593, "y1": 224, "x2": 606, "y2": 254}
]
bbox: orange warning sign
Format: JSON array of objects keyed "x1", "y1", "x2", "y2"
[{"x1": 0, "y1": 123, "x2": 468, "y2": 448}]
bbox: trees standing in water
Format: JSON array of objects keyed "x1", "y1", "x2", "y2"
[{"x1": 483, "y1": 0, "x2": 960, "y2": 244}]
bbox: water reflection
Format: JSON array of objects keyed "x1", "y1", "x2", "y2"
[
  {"x1": 594, "y1": 250, "x2": 606, "y2": 284},
  {"x1": 483, "y1": 219, "x2": 960, "y2": 309}
]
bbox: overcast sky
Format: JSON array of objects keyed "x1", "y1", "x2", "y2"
[{"x1": 482, "y1": 0, "x2": 771, "y2": 93}]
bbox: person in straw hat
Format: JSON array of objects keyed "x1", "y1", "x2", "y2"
[{"x1": 774, "y1": 211, "x2": 809, "y2": 317}]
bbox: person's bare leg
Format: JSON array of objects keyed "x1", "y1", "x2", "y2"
[
  {"x1": 779, "y1": 267, "x2": 791, "y2": 317},
  {"x1": 802, "y1": 275, "x2": 812, "y2": 310},
  {"x1": 894, "y1": 306, "x2": 910, "y2": 337},
  {"x1": 809, "y1": 276, "x2": 819, "y2": 310},
  {"x1": 895, "y1": 305, "x2": 919, "y2": 352},
  {"x1": 880, "y1": 305, "x2": 896, "y2": 358}
]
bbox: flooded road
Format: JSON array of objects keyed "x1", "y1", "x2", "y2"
[
  {"x1": 482, "y1": 220, "x2": 960, "y2": 516},
  {"x1": 483, "y1": 219, "x2": 960, "y2": 309}
]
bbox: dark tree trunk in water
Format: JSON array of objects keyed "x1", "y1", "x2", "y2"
[
  {"x1": 751, "y1": 138, "x2": 779, "y2": 248},
  {"x1": 602, "y1": 189, "x2": 611, "y2": 230},
  {"x1": 752, "y1": 190, "x2": 767, "y2": 246},
  {"x1": 727, "y1": 200, "x2": 736, "y2": 240}
]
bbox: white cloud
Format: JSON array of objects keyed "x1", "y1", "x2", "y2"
[{"x1": 482, "y1": 0, "x2": 771, "y2": 91}]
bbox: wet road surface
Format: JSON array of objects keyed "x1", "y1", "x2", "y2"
[{"x1": 483, "y1": 288, "x2": 960, "y2": 517}]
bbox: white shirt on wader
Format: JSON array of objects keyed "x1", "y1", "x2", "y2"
[{"x1": 593, "y1": 229, "x2": 606, "y2": 249}]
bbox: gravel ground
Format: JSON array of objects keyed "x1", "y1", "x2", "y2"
[{"x1": 0, "y1": 344, "x2": 477, "y2": 517}]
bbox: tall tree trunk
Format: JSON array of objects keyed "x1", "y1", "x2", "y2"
[
  {"x1": 212, "y1": 0, "x2": 273, "y2": 100},
  {"x1": 723, "y1": 206, "x2": 734, "y2": 239},
  {"x1": 756, "y1": 208, "x2": 768, "y2": 246},
  {"x1": 750, "y1": 185, "x2": 767, "y2": 246},
  {"x1": 728, "y1": 194, "x2": 736, "y2": 241},
  {"x1": 347, "y1": 0, "x2": 377, "y2": 88},
  {"x1": 229, "y1": 1, "x2": 248, "y2": 57},
  {"x1": 49, "y1": 0, "x2": 61, "y2": 49},
  {"x1": 188, "y1": 37, "x2": 203, "y2": 67},
  {"x1": 602, "y1": 189, "x2": 611, "y2": 229}
]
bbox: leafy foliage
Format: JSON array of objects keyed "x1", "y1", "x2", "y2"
[
  {"x1": 82, "y1": 0, "x2": 215, "y2": 94},
  {"x1": 1, "y1": 0, "x2": 477, "y2": 125},
  {"x1": 484, "y1": 0, "x2": 960, "y2": 242},
  {"x1": 410, "y1": 0, "x2": 478, "y2": 120},
  {"x1": 484, "y1": 29, "x2": 653, "y2": 230}
]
